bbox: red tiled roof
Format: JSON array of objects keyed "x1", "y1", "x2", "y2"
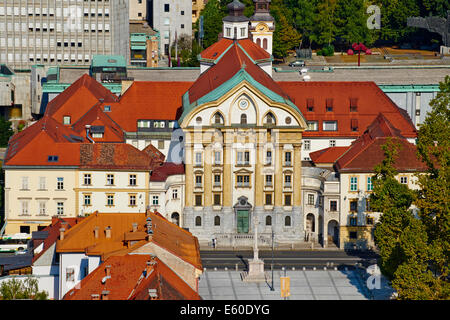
[
  {"x1": 199, "y1": 38, "x2": 270, "y2": 62},
  {"x1": 32, "y1": 217, "x2": 83, "y2": 263},
  {"x1": 78, "y1": 143, "x2": 159, "y2": 171},
  {"x1": 63, "y1": 255, "x2": 201, "y2": 300},
  {"x1": 238, "y1": 38, "x2": 271, "y2": 61},
  {"x1": 150, "y1": 162, "x2": 185, "y2": 182},
  {"x1": 45, "y1": 74, "x2": 118, "y2": 125},
  {"x1": 56, "y1": 211, "x2": 202, "y2": 270},
  {"x1": 335, "y1": 114, "x2": 426, "y2": 172},
  {"x1": 70, "y1": 105, "x2": 124, "y2": 142},
  {"x1": 309, "y1": 146, "x2": 350, "y2": 164},
  {"x1": 189, "y1": 42, "x2": 291, "y2": 105},
  {"x1": 4, "y1": 115, "x2": 84, "y2": 166},
  {"x1": 278, "y1": 82, "x2": 417, "y2": 138},
  {"x1": 108, "y1": 81, "x2": 193, "y2": 131},
  {"x1": 200, "y1": 38, "x2": 234, "y2": 60}
]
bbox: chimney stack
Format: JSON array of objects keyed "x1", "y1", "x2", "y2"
[
  {"x1": 94, "y1": 226, "x2": 99, "y2": 239},
  {"x1": 105, "y1": 226, "x2": 111, "y2": 239},
  {"x1": 59, "y1": 228, "x2": 65, "y2": 240},
  {"x1": 132, "y1": 223, "x2": 138, "y2": 232},
  {"x1": 105, "y1": 265, "x2": 111, "y2": 277},
  {"x1": 101, "y1": 290, "x2": 110, "y2": 300}
]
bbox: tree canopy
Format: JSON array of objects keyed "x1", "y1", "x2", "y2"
[{"x1": 372, "y1": 76, "x2": 450, "y2": 300}]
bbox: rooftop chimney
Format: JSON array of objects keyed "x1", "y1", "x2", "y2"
[
  {"x1": 94, "y1": 226, "x2": 99, "y2": 239},
  {"x1": 105, "y1": 226, "x2": 111, "y2": 239},
  {"x1": 101, "y1": 290, "x2": 110, "y2": 300},
  {"x1": 132, "y1": 223, "x2": 138, "y2": 232},
  {"x1": 59, "y1": 228, "x2": 65, "y2": 240},
  {"x1": 105, "y1": 265, "x2": 111, "y2": 277}
]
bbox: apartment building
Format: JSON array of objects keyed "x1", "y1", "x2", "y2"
[
  {"x1": 0, "y1": 0, "x2": 130, "y2": 68},
  {"x1": 148, "y1": 0, "x2": 192, "y2": 56}
]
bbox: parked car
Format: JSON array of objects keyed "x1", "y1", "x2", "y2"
[{"x1": 289, "y1": 60, "x2": 306, "y2": 67}]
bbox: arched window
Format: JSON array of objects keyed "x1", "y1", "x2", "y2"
[
  {"x1": 171, "y1": 212, "x2": 180, "y2": 226},
  {"x1": 213, "y1": 112, "x2": 224, "y2": 125},
  {"x1": 240, "y1": 114, "x2": 247, "y2": 125},
  {"x1": 214, "y1": 216, "x2": 220, "y2": 226},
  {"x1": 256, "y1": 38, "x2": 261, "y2": 48},
  {"x1": 263, "y1": 38, "x2": 268, "y2": 50},
  {"x1": 265, "y1": 215, "x2": 272, "y2": 226},
  {"x1": 265, "y1": 112, "x2": 275, "y2": 125},
  {"x1": 285, "y1": 216, "x2": 291, "y2": 226},
  {"x1": 195, "y1": 216, "x2": 202, "y2": 226}
]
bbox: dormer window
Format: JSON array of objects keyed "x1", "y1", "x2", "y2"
[
  {"x1": 104, "y1": 105, "x2": 111, "y2": 112},
  {"x1": 48, "y1": 155, "x2": 59, "y2": 162},
  {"x1": 307, "y1": 98, "x2": 314, "y2": 112},
  {"x1": 226, "y1": 27, "x2": 231, "y2": 37},
  {"x1": 350, "y1": 98, "x2": 358, "y2": 112},
  {"x1": 326, "y1": 98, "x2": 333, "y2": 112},
  {"x1": 63, "y1": 116, "x2": 71, "y2": 125}
]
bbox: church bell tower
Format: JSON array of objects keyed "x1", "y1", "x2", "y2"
[
  {"x1": 249, "y1": 0, "x2": 275, "y2": 55},
  {"x1": 223, "y1": 0, "x2": 250, "y2": 40}
]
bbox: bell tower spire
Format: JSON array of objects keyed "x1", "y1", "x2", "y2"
[
  {"x1": 223, "y1": 0, "x2": 250, "y2": 40},
  {"x1": 249, "y1": 0, "x2": 275, "y2": 55}
]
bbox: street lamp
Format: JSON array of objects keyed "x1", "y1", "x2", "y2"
[
  {"x1": 352, "y1": 43, "x2": 368, "y2": 67},
  {"x1": 271, "y1": 228, "x2": 274, "y2": 291}
]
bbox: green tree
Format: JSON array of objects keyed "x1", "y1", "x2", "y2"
[
  {"x1": 372, "y1": 77, "x2": 450, "y2": 299},
  {"x1": 335, "y1": 0, "x2": 377, "y2": 46},
  {"x1": 373, "y1": 0, "x2": 420, "y2": 42},
  {"x1": 197, "y1": 0, "x2": 225, "y2": 48},
  {"x1": 0, "y1": 116, "x2": 13, "y2": 147},
  {"x1": 311, "y1": 0, "x2": 338, "y2": 47},
  {"x1": 286, "y1": 0, "x2": 317, "y2": 48},
  {"x1": 270, "y1": 0, "x2": 301, "y2": 59},
  {"x1": 0, "y1": 277, "x2": 48, "y2": 300},
  {"x1": 414, "y1": 75, "x2": 450, "y2": 299}
]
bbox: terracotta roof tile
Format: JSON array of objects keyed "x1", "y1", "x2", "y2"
[
  {"x1": 150, "y1": 162, "x2": 185, "y2": 182},
  {"x1": 56, "y1": 211, "x2": 202, "y2": 270},
  {"x1": 278, "y1": 82, "x2": 417, "y2": 138},
  {"x1": 45, "y1": 74, "x2": 118, "y2": 125},
  {"x1": 108, "y1": 82, "x2": 192, "y2": 131},
  {"x1": 309, "y1": 146, "x2": 350, "y2": 164},
  {"x1": 63, "y1": 255, "x2": 201, "y2": 300},
  {"x1": 188, "y1": 42, "x2": 291, "y2": 105},
  {"x1": 334, "y1": 114, "x2": 426, "y2": 172}
]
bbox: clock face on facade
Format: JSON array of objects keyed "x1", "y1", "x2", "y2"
[
  {"x1": 238, "y1": 99, "x2": 249, "y2": 110},
  {"x1": 256, "y1": 23, "x2": 269, "y2": 32}
]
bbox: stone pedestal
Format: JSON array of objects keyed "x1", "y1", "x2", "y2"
[{"x1": 242, "y1": 259, "x2": 267, "y2": 282}]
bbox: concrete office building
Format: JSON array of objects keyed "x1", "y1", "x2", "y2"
[
  {"x1": 0, "y1": 0, "x2": 130, "y2": 68},
  {"x1": 148, "y1": 0, "x2": 192, "y2": 56}
]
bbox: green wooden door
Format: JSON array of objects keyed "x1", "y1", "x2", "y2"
[{"x1": 237, "y1": 210, "x2": 249, "y2": 233}]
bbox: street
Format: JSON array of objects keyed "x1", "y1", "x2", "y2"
[{"x1": 200, "y1": 249, "x2": 379, "y2": 271}]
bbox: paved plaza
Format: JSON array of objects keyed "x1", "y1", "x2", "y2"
[{"x1": 199, "y1": 269, "x2": 374, "y2": 300}]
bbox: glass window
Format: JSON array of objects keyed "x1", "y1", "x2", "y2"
[
  {"x1": 265, "y1": 215, "x2": 272, "y2": 226},
  {"x1": 285, "y1": 175, "x2": 292, "y2": 187},
  {"x1": 308, "y1": 194, "x2": 314, "y2": 205},
  {"x1": 367, "y1": 176, "x2": 373, "y2": 191},
  {"x1": 195, "y1": 195, "x2": 202, "y2": 206},
  {"x1": 307, "y1": 121, "x2": 318, "y2": 131},
  {"x1": 84, "y1": 194, "x2": 91, "y2": 206},
  {"x1": 172, "y1": 189, "x2": 178, "y2": 199},
  {"x1": 214, "y1": 151, "x2": 221, "y2": 164},
  {"x1": 129, "y1": 195, "x2": 136, "y2": 206},
  {"x1": 214, "y1": 194, "x2": 221, "y2": 206},
  {"x1": 57, "y1": 177, "x2": 64, "y2": 190},
  {"x1": 129, "y1": 174, "x2": 137, "y2": 186},
  {"x1": 39, "y1": 177, "x2": 46, "y2": 190},
  {"x1": 57, "y1": 202, "x2": 64, "y2": 215},
  {"x1": 266, "y1": 150, "x2": 272, "y2": 164},
  {"x1": 304, "y1": 140, "x2": 310, "y2": 150},
  {"x1": 323, "y1": 121, "x2": 337, "y2": 131},
  {"x1": 214, "y1": 215, "x2": 221, "y2": 226},
  {"x1": 21, "y1": 176, "x2": 29, "y2": 190},
  {"x1": 84, "y1": 174, "x2": 91, "y2": 185},
  {"x1": 265, "y1": 175, "x2": 272, "y2": 186},
  {"x1": 350, "y1": 200, "x2": 358, "y2": 212},
  {"x1": 265, "y1": 193, "x2": 272, "y2": 205},
  {"x1": 285, "y1": 152, "x2": 292, "y2": 165},
  {"x1": 195, "y1": 152, "x2": 202, "y2": 165},
  {"x1": 350, "y1": 177, "x2": 358, "y2": 191},
  {"x1": 107, "y1": 174, "x2": 114, "y2": 185},
  {"x1": 285, "y1": 194, "x2": 292, "y2": 206},
  {"x1": 285, "y1": 216, "x2": 291, "y2": 226},
  {"x1": 400, "y1": 176, "x2": 408, "y2": 184},
  {"x1": 152, "y1": 195, "x2": 159, "y2": 205},
  {"x1": 107, "y1": 195, "x2": 114, "y2": 206},
  {"x1": 330, "y1": 200, "x2": 338, "y2": 211}
]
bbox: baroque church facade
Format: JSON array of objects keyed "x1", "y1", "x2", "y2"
[{"x1": 180, "y1": 0, "x2": 309, "y2": 247}]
